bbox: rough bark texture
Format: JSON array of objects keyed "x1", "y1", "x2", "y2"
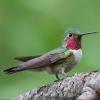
[{"x1": 14, "y1": 71, "x2": 100, "y2": 100}]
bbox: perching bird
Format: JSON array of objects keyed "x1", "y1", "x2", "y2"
[{"x1": 3, "y1": 28, "x2": 97, "y2": 80}]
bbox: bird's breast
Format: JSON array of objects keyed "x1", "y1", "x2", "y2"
[{"x1": 69, "y1": 49, "x2": 82, "y2": 64}]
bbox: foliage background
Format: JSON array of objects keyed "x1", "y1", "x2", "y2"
[{"x1": 0, "y1": 0, "x2": 100, "y2": 99}]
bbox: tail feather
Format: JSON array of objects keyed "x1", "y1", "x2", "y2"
[
  {"x1": 14, "y1": 55, "x2": 41, "y2": 62},
  {"x1": 3, "y1": 66, "x2": 25, "y2": 74}
]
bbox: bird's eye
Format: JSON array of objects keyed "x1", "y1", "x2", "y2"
[{"x1": 69, "y1": 33, "x2": 72, "y2": 37}]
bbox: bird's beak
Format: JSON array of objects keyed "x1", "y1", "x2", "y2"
[{"x1": 81, "y1": 32, "x2": 98, "y2": 36}]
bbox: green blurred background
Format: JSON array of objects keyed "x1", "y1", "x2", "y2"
[{"x1": 0, "y1": 0, "x2": 100, "y2": 99}]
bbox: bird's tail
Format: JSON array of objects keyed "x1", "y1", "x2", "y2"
[{"x1": 3, "y1": 66, "x2": 26, "y2": 74}]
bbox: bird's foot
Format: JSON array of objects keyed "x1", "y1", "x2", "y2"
[
  {"x1": 54, "y1": 74, "x2": 60, "y2": 82},
  {"x1": 54, "y1": 79, "x2": 60, "y2": 82}
]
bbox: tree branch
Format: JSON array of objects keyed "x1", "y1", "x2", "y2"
[{"x1": 14, "y1": 71, "x2": 100, "y2": 100}]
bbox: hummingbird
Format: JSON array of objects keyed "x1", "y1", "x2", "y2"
[{"x1": 3, "y1": 28, "x2": 97, "y2": 80}]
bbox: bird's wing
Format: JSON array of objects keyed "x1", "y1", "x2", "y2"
[
  {"x1": 4, "y1": 48, "x2": 73, "y2": 74},
  {"x1": 14, "y1": 55, "x2": 41, "y2": 62},
  {"x1": 14, "y1": 47, "x2": 66, "y2": 62}
]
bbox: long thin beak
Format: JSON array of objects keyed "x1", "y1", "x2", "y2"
[{"x1": 82, "y1": 32, "x2": 98, "y2": 36}]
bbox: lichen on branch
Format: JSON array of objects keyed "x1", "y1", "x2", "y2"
[{"x1": 14, "y1": 71, "x2": 100, "y2": 100}]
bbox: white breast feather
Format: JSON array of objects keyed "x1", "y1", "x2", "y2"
[{"x1": 69, "y1": 49, "x2": 82, "y2": 64}]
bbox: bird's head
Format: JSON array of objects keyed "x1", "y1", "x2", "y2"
[{"x1": 63, "y1": 28, "x2": 97, "y2": 50}]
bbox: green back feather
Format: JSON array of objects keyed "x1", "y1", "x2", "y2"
[{"x1": 64, "y1": 50, "x2": 71, "y2": 55}]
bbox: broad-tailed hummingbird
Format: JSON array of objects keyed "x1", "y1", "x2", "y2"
[{"x1": 4, "y1": 28, "x2": 97, "y2": 80}]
